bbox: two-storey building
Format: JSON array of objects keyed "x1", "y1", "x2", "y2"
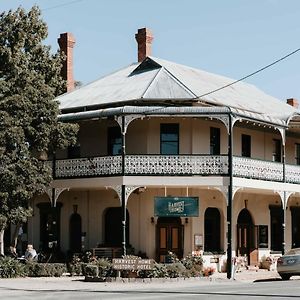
[{"x1": 26, "y1": 28, "x2": 300, "y2": 277}]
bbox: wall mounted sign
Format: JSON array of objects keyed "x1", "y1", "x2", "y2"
[{"x1": 154, "y1": 197, "x2": 199, "y2": 217}]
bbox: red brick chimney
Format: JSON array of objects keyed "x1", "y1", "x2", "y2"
[
  {"x1": 135, "y1": 28, "x2": 153, "y2": 62},
  {"x1": 287, "y1": 98, "x2": 299, "y2": 109},
  {"x1": 58, "y1": 32, "x2": 76, "y2": 92}
]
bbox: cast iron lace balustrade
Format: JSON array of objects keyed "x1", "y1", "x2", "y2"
[
  {"x1": 233, "y1": 156, "x2": 283, "y2": 182},
  {"x1": 55, "y1": 156, "x2": 122, "y2": 178},
  {"x1": 49, "y1": 155, "x2": 300, "y2": 184},
  {"x1": 124, "y1": 155, "x2": 228, "y2": 175},
  {"x1": 286, "y1": 164, "x2": 300, "y2": 184}
]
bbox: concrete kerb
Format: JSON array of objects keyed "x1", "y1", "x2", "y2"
[{"x1": 0, "y1": 269, "x2": 283, "y2": 292}]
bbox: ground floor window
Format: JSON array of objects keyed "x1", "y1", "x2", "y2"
[
  {"x1": 291, "y1": 207, "x2": 300, "y2": 248},
  {"x1": 104, "y1": 207, "x2": 129, "y2": 247},
  {"x1": 269, "y1": 205, "x2": 283, "y2": 252},
  {"x1": 204, "y1": 208, "x2": 221, "y2": 252},
  {"x1": 37, "y1": 202, "x2": 62, "y2": 252},
  {"x1": 69, "y1": 211, "x2": 82, "y2": 253}
]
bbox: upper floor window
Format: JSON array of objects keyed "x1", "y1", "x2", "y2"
[
  {"x1": 272, "y1": 139, "x2": 281, "y2": 162},
  {"x1": 108, "y1": 127, "x2": 122, "y2": 155},
  {"x1": 160, "y1": 124, "x2": 179, "y2": 155},
  {"x1": 241, "y1": 134, "x2": 251, "y2": 157},
  {"x1": 296, "y1": 143, "x2": 300, "y2": 165},
  {"x1": 68, "y1": 143, "x2": 80, "y2": 158},
  {"x1": 210, "y1": 127, "x2": 220, "y2": 155}
]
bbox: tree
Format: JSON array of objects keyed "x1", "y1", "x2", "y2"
[{"x1": 0, "y1": 6, "x2": 78, "y2": 255}]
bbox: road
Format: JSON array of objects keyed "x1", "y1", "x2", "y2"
[{"x1": 0, "y1": 276, "x2": 299, "y2": 300}]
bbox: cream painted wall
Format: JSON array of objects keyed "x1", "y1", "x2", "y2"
[{"x1": 56, "y1": 116, "x2": 300, "y2": 165}]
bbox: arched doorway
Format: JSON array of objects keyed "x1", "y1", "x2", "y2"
[
  {"x1": 204, "y1": 208, "x2": 221, "y2": 252},
  {"x1": 104, "y1": 207, "x2": 129, "y2": 247},
  {"x1": 237, "y1": 208, "x2": 256, "y2": 265},
  {"x1": 69, "y1": 212, "x2": 82, "y2": 253},
  {"x1": 156, "y1": 217, "x2": 183, "y2": 262}
]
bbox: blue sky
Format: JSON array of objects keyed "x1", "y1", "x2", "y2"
[{"x1": 2, "y1": 0, "x2": 300, "y2": 102}]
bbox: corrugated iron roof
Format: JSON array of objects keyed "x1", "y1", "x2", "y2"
[{"x1": 57, "y1": 56, "x2": 298, "y2": 122}]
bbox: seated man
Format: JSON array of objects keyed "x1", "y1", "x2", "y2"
[{"x1": 24, "y1": 244, "x2": 37, "y2": 261}]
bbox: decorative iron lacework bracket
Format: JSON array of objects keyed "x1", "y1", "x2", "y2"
[
  {"x1": 216, "y1": 186, "x2": 241, "y2": 205},
  {"x1": 109, "y1": 185, "x2": 142, "y2": 206},
  {"x1": 215, "y1": 115, "x2": 240, "y2": 134},
  {"x1": 277, "y1": 128, "x2": 286, "y2": 146},
  {"x1": 275, "y1": 190, "x2": 294, "y2": 210},
  {"x1": 116, "y1": 115, "x2": 143, "y2": 134},
  {"x1": 45, "y1": 187, "x2": 68, "y2": 207}
]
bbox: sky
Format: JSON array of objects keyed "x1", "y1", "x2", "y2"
[{"x1": 2, "y1": 0, "x2": 300, "y2": 102}]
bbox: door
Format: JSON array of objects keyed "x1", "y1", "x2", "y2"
[
  {"x1": 237, "y1": 208, "x2": 257, "y2": 265},
  {"x1": 156, "y1": 217, "x2": 183, "y2": 262}
]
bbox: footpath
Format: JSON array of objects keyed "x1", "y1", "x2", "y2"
[{"x1": 0, "y1": 269, "x2": 285, "y2": 292}]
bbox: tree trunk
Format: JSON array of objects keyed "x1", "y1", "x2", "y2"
[
  {"x1": 12, "y1": 222, "x2": 21, "y2": 248},
  {"x1": 0, "y1": 229, "x2": 4, "y2": 256}
]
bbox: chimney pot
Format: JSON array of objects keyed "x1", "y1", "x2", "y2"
[
  {"x1": 135, "y1": 28, "x2": 153, "y2": 62},
  {"x1": 287, "y1": 98, "x2": 299, "y2": 109},
  {"x1": 58, "y1": 32, "x2": 76, "y2": 92}
]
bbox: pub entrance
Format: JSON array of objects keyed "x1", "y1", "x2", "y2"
[{"x1": 156, "y1": 217, "x2": 183, "y2": 262}]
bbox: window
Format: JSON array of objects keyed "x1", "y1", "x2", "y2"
[
  {"x1": 160, "y1": 124, "x2": 179, "y2": 155},
  {"x1": 241, "y1": 134, "x2": 251, "y2": 157},
  {"x1": 68, "y1": 143, "x2": 80, "y2": 158},
  {"x1": 296, "y1": 144, "x2": 300, "y2": 165},
  {"x1": 272, "y1": 139, "x2": 281, "y2": 162},
  {"x1": 204, "y1": 208, "x2": 221, "y2": 252},
  {"x1": 107, "y1": 127, "x2": 122, "y2": 155},
  {"x1": 291, "y1": 207, "x2": 300, "y2": 248},
  {"x1": 269, "y1": 206, "x2": 283, "y2": 252},
  {"x1": 210, "y1": 127, "x2": 220, "y2": 155}
]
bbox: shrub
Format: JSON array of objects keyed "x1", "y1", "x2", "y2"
[
  {"x1": 84, "y1": 258, "x2": 114, "y2": 278},
  {"x1": 84, "y1": 264, "x2": 99, "y2": 277},
  {"x1": 166, "y1": 262, "x2": 186, "y2": 278},
  {"x1": 0, "y1": 257, "x2": 27, "y2": 278},
  {"x1": 181, "y1": 254, "x2": 203, "y2": 272},
  {"x1": 26, "y1": 262, "x2": 67, "y2": 277},
  {"x1": 138, "y1": 263, "x2": 168, "y2": 278}
]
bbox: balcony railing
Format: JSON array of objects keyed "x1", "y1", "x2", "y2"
[
  {"x1": 232, "y1": 156, "x2": 284, "y2": 182},
  {"x1": 51, "y1": 154, "x2": 300, "y2": 184}
]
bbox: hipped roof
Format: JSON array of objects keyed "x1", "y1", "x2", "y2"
[{"x1": 57, "y1": 56, "x2": 298, "y2": 123}]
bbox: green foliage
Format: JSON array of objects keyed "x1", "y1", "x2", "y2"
[
  {"x1": 139, "y1": 254, "x2": 204, "y2": 278},
  {"x1": 0, "y1": 5, "x2": 78, "y2": 243},
  {"x1": 166, "y1": 262, "x2": 187, "y2": 278},
  {"x1": 84, "y1": 264, "x2": 99, "y2": 277},
  {"x1": 0, "y1": 256, "x2": 27, "y2": 278},
  {"x1": 181, "y1": 253, "x2": 204, "y2": 271},
  {"x1": 84, "y1": 258, "x2": 114, "y2": 278},
  {"x1": 26, "y1": 262, "x2": 67, "y2": 277}
]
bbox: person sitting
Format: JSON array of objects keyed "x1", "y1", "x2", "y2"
[{"x1": 24, "y1": 244, "x2": 37, "y2": 261}]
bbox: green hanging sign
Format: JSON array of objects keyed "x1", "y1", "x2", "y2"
[{"x1": 154, "y1": 197, "x2": 199, "y2": 217}]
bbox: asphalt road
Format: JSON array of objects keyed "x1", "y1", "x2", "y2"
[{"x1": 0, "y1": 276, "x2": 300, "y2": 300}]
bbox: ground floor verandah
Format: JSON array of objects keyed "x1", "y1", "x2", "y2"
[{"x1": 6, "y1": 177, "x2": 300, "y2": 273}]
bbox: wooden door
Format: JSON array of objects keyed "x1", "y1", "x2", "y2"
[{"x1": 156, "y1": 217, "x2": 183, "y2": 262}]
